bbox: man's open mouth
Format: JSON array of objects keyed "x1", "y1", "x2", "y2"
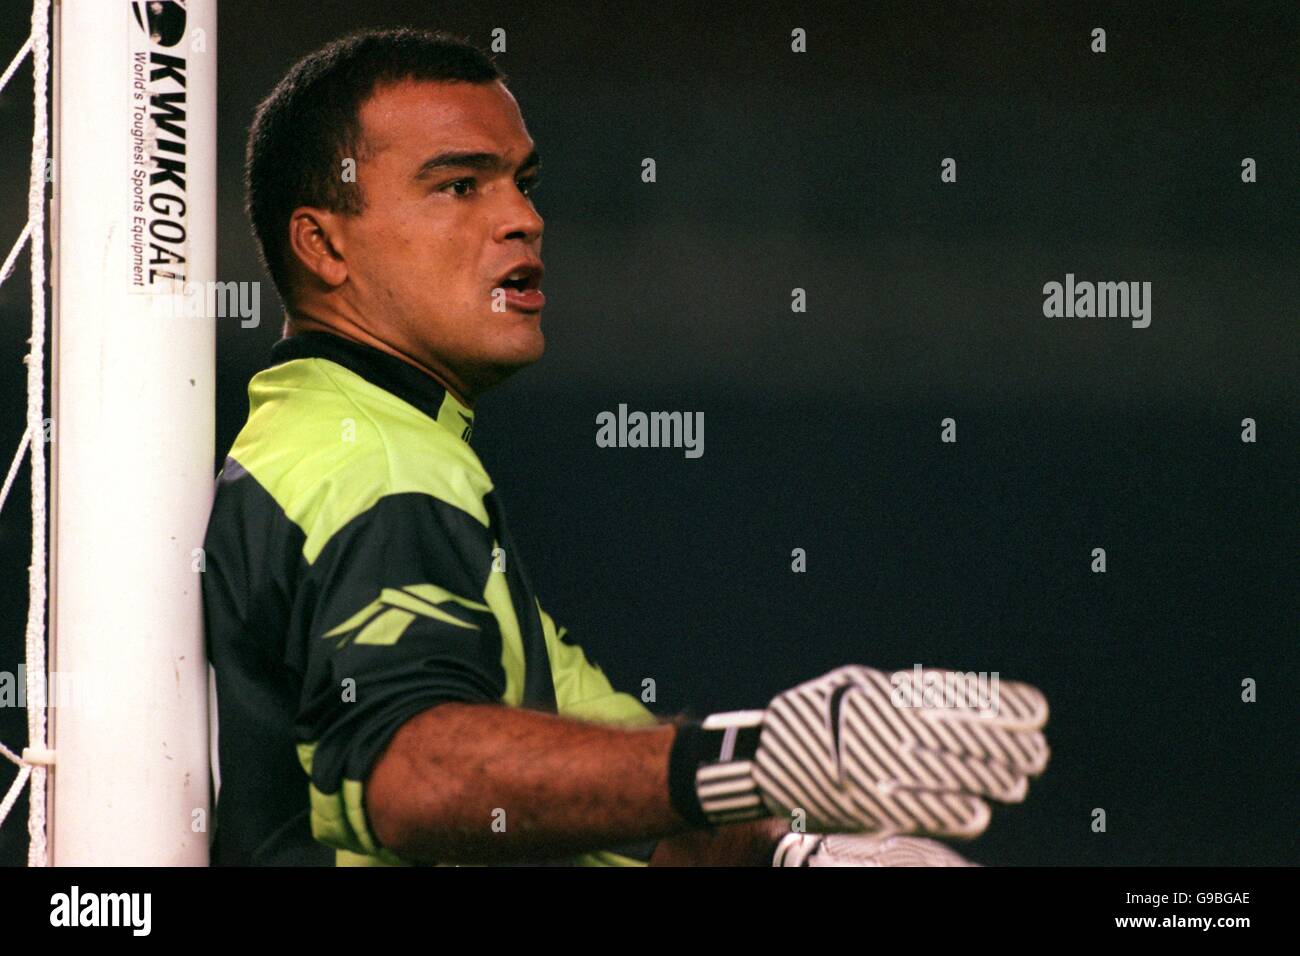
[{"x1": 496, "y1": 260, "x2": 544, "y2": 292}]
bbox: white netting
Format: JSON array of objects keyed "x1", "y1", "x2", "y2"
[{"x1": 0, "y1": 0, "x2": 51, "y2": 867}]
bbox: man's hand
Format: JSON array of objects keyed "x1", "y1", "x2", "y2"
[
  {"x1": 754, "y1": 665, "x2": 1049, "y2": 836},
  {"x1": 688, "y1": 665, "x2": 1050, "y2": 839},
  {"x1": 772, "y1": 831, "x2": 980, "y2": 867}
]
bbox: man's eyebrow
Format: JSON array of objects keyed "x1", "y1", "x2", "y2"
[{"x1": 415, "y1": 149, "x2": 541, "y2": 179}]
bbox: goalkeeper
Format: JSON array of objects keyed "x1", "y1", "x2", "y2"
[{"x1": 208, "y1": 27, "x2": 1050, "y2": 868}]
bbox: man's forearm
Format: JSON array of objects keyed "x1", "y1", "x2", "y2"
[
  {"x1": 368, "y1": 702, "x2": 707, "y2": 864},
  {"x1": 650, "y1": 816, "x2": 788, "y2": 866}
]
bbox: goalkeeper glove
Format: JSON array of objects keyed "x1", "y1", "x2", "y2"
[
  {"x1": 669, "y1": 665, "x2": 1049, "y2": 838},
  {"x1": 772, "y1": 831, "x2": 980, "y2": 867}
]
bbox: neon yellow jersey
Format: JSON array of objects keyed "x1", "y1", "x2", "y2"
[{"x1": 202, "y1": 331, "x2": 659, "y2": 866}]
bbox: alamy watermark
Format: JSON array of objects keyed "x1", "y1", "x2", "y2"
[
  {"x1": 0, "y1": 665, "x2": 106, "y2": 711},
  {"x1": 596, "y1": 404, "x2": 704, "y2": 459},
  {"x1": 889, "y1": 665, "x2": 1001, "y2": 716},
  {"x1": 50, "y1": 886, "x2": 151, "y2": 936},
  {"x1": 148, "y1": 280, "x2": 261, "y2": 327},
  {"x1": 1042, "y1": 273, "x2": 1151, "y2": 328}
]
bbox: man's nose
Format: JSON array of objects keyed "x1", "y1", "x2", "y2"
[{"x1": 494, "y1": 192, "x2": 544, "y2": 244}]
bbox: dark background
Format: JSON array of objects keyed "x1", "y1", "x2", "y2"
[{"x1": 1, "y1": 1, "x2": 1296, "y2": 866}]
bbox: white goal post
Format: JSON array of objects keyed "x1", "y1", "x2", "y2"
[{"x1": 42, "y1": 0, "x2": 217, "y2": 865}]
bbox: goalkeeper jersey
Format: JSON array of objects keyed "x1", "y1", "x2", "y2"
[{"x1": 202, "y1": 329, "x2": 658, "y2": 866}]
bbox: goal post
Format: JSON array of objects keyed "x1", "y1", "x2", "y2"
[{"x1": 46, "y1": 0, "x2": 217, "y2": 865}]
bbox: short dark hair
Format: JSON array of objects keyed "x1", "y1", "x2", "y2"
[{"x1": 244, "y1": 28, "x2": 505, "y2": 304}]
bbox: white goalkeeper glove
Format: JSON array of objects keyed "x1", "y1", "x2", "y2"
[
  {"x1": 772, "y1": 831, "x2": 980, "y2": 867},
  {"x1": 668, "y1": 665, "x2": 1049, "y2": 839}
]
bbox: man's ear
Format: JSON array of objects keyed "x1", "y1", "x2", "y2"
[{"x1": 287, "y1": 206, "x2": 349, "y2": 289}]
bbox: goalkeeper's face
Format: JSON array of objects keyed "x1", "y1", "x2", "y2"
[{"x1": 329, "y1": 78, "x2": 546, "y2": 398}]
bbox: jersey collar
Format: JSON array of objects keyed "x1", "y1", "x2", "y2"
[{"x1": 264, "y1": 330, "x2": 476, "y2": 445}]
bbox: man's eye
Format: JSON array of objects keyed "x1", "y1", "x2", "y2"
[
  {"x1": 518, "y1": 175, "x2": 541, "y2": 196},
  {"x1": 445, "y1": 178, "x2": 476, "y2": 196}
]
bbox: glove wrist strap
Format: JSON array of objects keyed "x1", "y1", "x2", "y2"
[{"x1": 668, "y1": 710, "x2": 767, "y2": 829}]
